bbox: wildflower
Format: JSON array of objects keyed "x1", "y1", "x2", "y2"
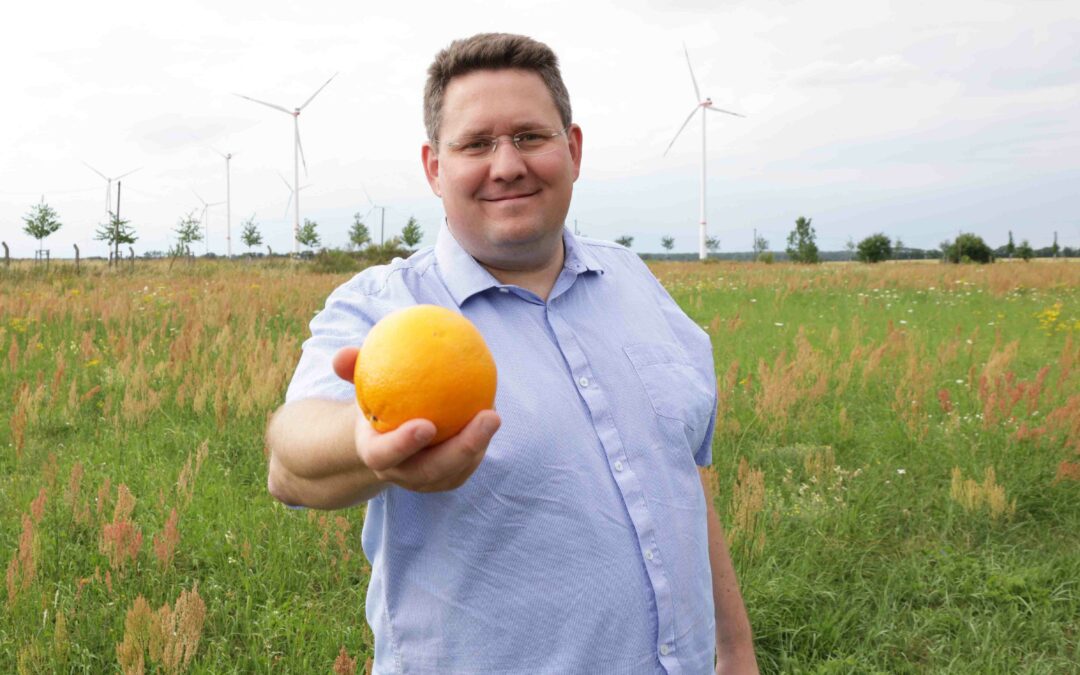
[{"x1": 896, "y1": 469, "x2": 906, "y2": 475}]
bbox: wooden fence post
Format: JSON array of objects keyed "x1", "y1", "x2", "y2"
[
  {"x1": 2, "y1": 242, "x2": 8, "y2": 267},
  {"x1": 74, "y1": 244, "x2": 80, "y2": 274},
  {"x1": 129, "y1": 246, "x2": 135, "y2": 271}
]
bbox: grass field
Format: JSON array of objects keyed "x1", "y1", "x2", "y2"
[{"x1": 2, "y1": 258, "x2": 1078, "y2": 673}]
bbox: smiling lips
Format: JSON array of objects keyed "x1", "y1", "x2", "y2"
[{"x1": 483, "y1": 190, "x2": 539, "y2": 202}]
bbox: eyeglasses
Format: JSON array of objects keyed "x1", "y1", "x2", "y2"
[{"x1": 438, "y1": 128, "x2": 569, "y2": 159}]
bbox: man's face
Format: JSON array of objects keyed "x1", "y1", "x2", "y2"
[{"x1": 422, "y1": 68, "x2": 583, "y2": 270}]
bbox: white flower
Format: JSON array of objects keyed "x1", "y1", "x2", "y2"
[
  {"x1": 896, "y1": 469, "x2": 906, "y2": 475},
  {"x1": 775, "y1": 322, "x2": 784, "y2": 327}
]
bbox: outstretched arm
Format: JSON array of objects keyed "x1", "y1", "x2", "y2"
[{"x1": 267, "y1": 346, "x2": 501, "y2": 509}]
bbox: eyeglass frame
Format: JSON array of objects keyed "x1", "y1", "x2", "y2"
[{"x1": 433, "y1": 127, "x2": 572, "y2": 159}]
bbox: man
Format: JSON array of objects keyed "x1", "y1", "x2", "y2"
[{"x1": 266, "y1": 33, "x2": 757, "y2": 674}]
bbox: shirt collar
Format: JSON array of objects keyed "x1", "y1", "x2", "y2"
[{"x1": 434, "y1": 220, "x2": 606, "y2": 307}]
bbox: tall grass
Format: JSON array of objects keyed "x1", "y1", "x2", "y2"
[{"x1": 2, "y1": 258, "x2": 1078, "y2": 672}]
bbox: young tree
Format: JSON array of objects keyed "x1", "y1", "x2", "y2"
[
  {"x1": 1016, "y1": 239, "x2": 1034, "y2": 261},
  {"x1": 786, "y1": 216, "x2": 819, "y2": 264},
  {"x1": 171, "y1": 212, "x2": 202, "y2": 258},
  {"x1": 1005, "y1": 231, "x2": 1016, "y2": 259},
  {"x1": 240, "y1": 215, "x2": 263, "y2": 254},
  {"x1": 856, "y1": 233, "x2": 893, "y2": 263},
  {"x1": 349, "y1": 212, "x2": 371, "y2": 250},
  {"x1": 400, "y1": 216, "x2": 423, "y2": 250},
  {"x1": 614, "y1": 235, "x2": 634, "y2": 248},
  {"x1": 753, "y1": 234, "x2": 769, "y2": 258},
  {"x1": 894, "y1": 237, "x2": 905, "y2": 260},
  {"x1": 661, "y1": 235, "x2": 674, "y2": 251},
  {"x1": 844, "y1": 236, "x2": 856, "y2": 261},
  {"x1": 95, "y1": 211, "x2": 138, "y2": 264},
  {"x1": 23, "y1": 197, "x2": 63, "y2": 257},
  {"x1": 297, "y1": 218, "x2": 321, "y2": 251},
  {"x1": 705, "y1": 236, "x2": 720, "y2": 254}
]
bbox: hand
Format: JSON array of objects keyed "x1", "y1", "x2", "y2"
[{"x1": 333, "y1": 346, "x2": 501, "y2": 493}]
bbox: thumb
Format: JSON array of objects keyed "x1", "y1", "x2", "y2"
[{"x1": 332, "y1": 346, "x2": 359, "y2": 382}]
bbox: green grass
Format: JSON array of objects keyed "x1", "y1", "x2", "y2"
[{"x1": 1, "y1": 259, "x2": 1078, "y2": 673}]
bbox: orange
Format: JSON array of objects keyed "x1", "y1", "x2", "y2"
[{"x1": 354, "y1": 304, "x2": 497, "y2": 444}]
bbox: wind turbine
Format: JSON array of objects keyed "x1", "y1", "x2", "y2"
[
  {"x1": 82, "y1": 163, "x2": 140, "y2": 221},
  {"x1": 211, "y1": 148, "x2": 236, "y2": 257},
  {"x1": 663, "y1": 44, "x2": 745, "y2": 261},
  {"x1": 362, "y1": 185, "x2": 387, "y2": 245},
  {"x1": 235, "y1": 73, "x2": 338, "y2": 256},
  {"x1": 192, "y1": 189, "x2": 225, "y2": 255},
  {"x1": 278, "y1": 172, "x2": 312, "y2": 219}
]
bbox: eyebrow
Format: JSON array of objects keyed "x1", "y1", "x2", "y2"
[{"x1": 454, "y1": 121, "x2": 555, "y2": 137}]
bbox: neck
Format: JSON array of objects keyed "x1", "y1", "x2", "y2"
[{"x1": 480, "y1": 239, "x2": 565, "y2": 302}]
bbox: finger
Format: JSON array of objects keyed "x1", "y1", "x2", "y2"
[
  {"x1": 332, "y1": 346, "x2": 359, "y2": 382},
  {"x1": 383, "y1": 411, "x2": 501, "y2": 490},
  {"x1": 359, "y1": 418, "x2": 437, "y2": 472}
]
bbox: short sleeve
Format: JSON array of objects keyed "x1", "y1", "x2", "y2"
[{"x1": 285, "y1": 273, "x2": 413, "y2": 404}]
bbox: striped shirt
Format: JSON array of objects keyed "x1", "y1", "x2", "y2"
[{"x1": 286, "y1": 223, "x2": 718, "y2": 674}]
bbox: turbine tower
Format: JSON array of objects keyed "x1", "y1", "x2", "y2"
[
  {"x1": 362, "y1": 185, "x2": 387, "y2": 245},
  {"x1": 211, "y1": 148, "x2": 236, "y2": 257},
  {"x1": 663, "y1": 45, "x2": 745, "y2": 260},
  {"x1": 235, "y1": 73, "x2": 338, "y2": 256},
  {"x1": 82, "y1": 163, "x2": 140, "y2": 221},
  {"x1": 192, "y1": 189, "x2": 225, "y2": 256}
]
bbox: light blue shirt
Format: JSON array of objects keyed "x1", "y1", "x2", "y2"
[{"x1": 286, "y1": 223, "x2": 718, "y2": 674}]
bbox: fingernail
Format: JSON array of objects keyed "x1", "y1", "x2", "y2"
[
  {"x1": 481, "y1": 416, "x2": 500, "y2": 437},
  {"x1": 414, "y1": 426, "x2": 435, "y2": 445}
]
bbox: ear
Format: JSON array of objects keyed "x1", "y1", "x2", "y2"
[
  {"x1": 421, "y1": 142, "x2": 442, "y2": 197},
  {"x1": 567, "y1": 124, "x2": 583, "y2": 182}
]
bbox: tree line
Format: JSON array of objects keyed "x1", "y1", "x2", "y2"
[{"x1": 10, "y1": 198, "x2": 426, "y2": 264}]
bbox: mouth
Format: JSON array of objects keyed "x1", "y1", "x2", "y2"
[{"x1": 482, "y1": 190, "x2": 539, "y2": 203}]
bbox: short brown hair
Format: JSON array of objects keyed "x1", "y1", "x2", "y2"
[{"x1": 424, "y1": 33, "x2": 572, "y2": 142}]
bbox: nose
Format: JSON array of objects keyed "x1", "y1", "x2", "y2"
[{"x1": 488, "y1": 137, "x2": 528, "y2": 183}]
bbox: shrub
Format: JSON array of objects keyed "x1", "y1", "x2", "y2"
[
  {"x1": 941, "y1": 233, "x2": 994, "y2": 264},
  {"x1": 856, "y1": 234, "x2": 893, "y2": 263}
]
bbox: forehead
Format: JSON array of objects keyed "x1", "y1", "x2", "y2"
[{"x1": 440, "y1": 68, "x2": 562, "y2": 136}]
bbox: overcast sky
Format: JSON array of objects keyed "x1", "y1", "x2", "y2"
[{"x1": 2, "y1": 0, "x2": 1077, "y2": 256}]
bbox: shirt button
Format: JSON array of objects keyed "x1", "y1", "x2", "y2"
[
  {"x1": 644, "y1": 549, "x2": 654, "y2": 561},
  {"x1": 659, "y1": 644, "x2": 670, "y2": 656},
  {"x1": 578, "y1": 376, "x2": 589, "y2": 388},
  {"x1": 614, "y1": 460, "x2": 624, "y2": 472}
]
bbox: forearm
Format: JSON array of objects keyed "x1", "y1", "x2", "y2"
[
  {"x1": 701, "y1": 472, "x2": 758, "y2": 673},
  {"x1": 265, "y1": 398, "x2": 387, "y2": 509}
]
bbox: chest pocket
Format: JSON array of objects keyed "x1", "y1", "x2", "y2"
[{"x1": 624, "y1": 342, "x2": 715, "y2": 452}]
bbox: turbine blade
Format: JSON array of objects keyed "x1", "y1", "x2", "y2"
[
  {"x1": 299, "y1": 72, "x2": 338, "y2": 110},
  {"x1": 706, "y1": 106, "x2": 746, "y2": 118},
  {"x1": 296, "y1": 127, "x2": 309, "y2": 177},
  {"x1": 663, "y1": 106, "x2": 701, "y2": 156},
  {"x1": 361, "y1": 183, "x2": 374, "y2": 207},
  {"x1": 191, "y1": 188, "x2": 206, "y2": 205},
  {"x1": 283, "y1": 193, "x2": 293, "y2": 219},
  {"x1": 683, "y1": 43, "x2": 701, "y2": 103},
  {"x1": 277, "y1": 171, "x2": 293, "y2": 191},
  {"x1": 116, "y1": 167, "x2": 141, "y2": 180},
  {"x1": 234, "y1": 93, "x2": 292, "y2": 115},
  {"x1": 82, "y1": 162, "x2": 108, "y2": 181}
]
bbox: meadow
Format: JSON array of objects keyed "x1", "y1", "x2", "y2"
[{"x1": 2, "y1": 258, "x2": 1078, "y2": 673}]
